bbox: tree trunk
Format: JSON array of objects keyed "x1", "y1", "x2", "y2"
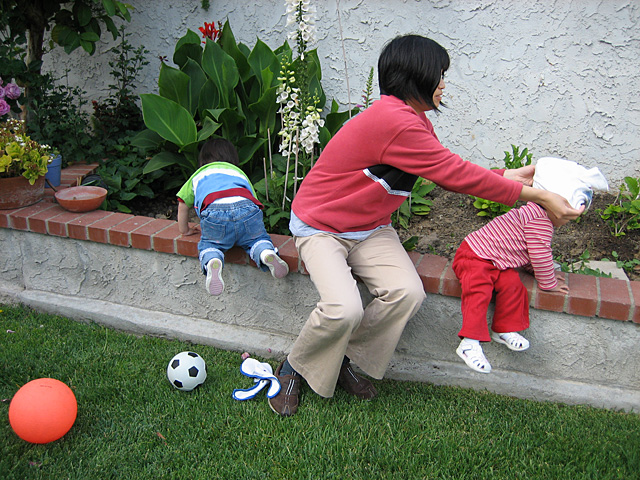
[{"x1": 22, "y1": 0, "x2": 48, "y2": 121}]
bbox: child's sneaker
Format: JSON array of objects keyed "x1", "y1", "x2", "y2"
[
  {"x1": 456, "y1": 338, "x2": 491, "y2": 373},
  {"x1": 205, "y1": 258, "x2": 224, "y2": 295},
  {"x1": 261, "y1": 250, "x2": 289, "y2": 279}
]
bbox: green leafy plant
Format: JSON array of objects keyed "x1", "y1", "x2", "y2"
[
  {"x1": 0, "y1": 0, "x2": 133, "y2": 120},
  {"x1": 472, "y1": 145, "x2": 532, "y2": 218},
  {"x1": 392, "y1": 178, "x2": 436, "y2": 230},
  {"x1": 134, "y1": 21, "x2": 288, "y2": 185},
  {"x1": 135, "y1": 17, "x2": 356, "y2": 233},
  {"x1": 603, "y1": 251, "x2": 640, "y2": 276},
  {"x1": 556, "y1": 249, "x2": 612, "y2": 278},
  {"x1": 96, "y1": 139, "x2": 163, "y2": 213},
  {"x1": 26, "y1": 71, "x2": 102, "y2": 167},
  {"x1": 253, "y1": 154, "x2": 292, "y2": 234},
  {"x1": 91, "y1": 26, "x2": 149, "y2": 145},
  {"x1": 360, "y1": 67, "x2": 375, "y2": 109},
  {"x1": 598, "y1": 176, "x2": 640, "y2": 237},
  {"x1": 0, "y1": 118, "x2": 51, "y2": 183},
  {"x1": 87, "y1": 26, "x2": 168, "y2": 213},
  {"x1": 402, "y1": 236, "x2": 420, "y2": 251}
]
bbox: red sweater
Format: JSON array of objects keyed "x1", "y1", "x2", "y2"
[{"x1": 292, "y1": 95, "x2": 522, "y2": 233}]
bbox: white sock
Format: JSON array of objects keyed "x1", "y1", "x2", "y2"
[{"x1": 461, "y1": 337, "x2": 480, "y2": 346}]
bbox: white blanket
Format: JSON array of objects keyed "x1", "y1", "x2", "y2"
[{"x1": 532, "y1": 157, "x2": 609, "y2": 210}]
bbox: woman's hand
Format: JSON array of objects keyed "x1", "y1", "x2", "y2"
[
  {"x1": 519, "y1": 186, "x2": 584, "y2": 222},
  {"x1": 503, "y1": 164, "x2": 535, "y2": 186}
]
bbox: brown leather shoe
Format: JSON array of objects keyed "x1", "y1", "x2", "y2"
[
  {"x1": 268, "y1": 361, "x2": 301, "y2": 417},
  {"x1": 337, "y1": 361, "x2": 377, "y2": 400}
]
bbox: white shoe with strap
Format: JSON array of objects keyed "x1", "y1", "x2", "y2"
[
  {"x1": 456, "y1": 338, "x2": 492, "y2": 374},
  {"x1": 491, "y1": 331, "x2": 530, "y2": 351}
]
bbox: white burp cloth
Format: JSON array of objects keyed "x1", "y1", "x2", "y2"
[
  {"x1": 532, "y1": 157, "x2": 609, "y2": 210},
  {"x1": 232, "y1": 358, "x2": 281, "y2": 400}
]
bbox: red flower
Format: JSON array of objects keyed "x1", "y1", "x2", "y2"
[{"x1": 199, "y1": 21, "x2": 221, "y2": 43}]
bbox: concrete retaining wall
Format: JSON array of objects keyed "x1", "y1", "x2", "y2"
[{"x1": 2, "y1": 228, "x2": 638, "y2": 412}]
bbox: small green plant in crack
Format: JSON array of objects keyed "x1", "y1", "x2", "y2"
[
  {"x1": 555, "y1": 249, "x2": 612, "y2": 278},
  {"x1": 602, "y1": 251, "x2": 640, "y2": 276}
]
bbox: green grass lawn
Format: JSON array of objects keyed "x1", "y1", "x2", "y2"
[{"x1": 1, "y1": 303, "x2": 639, "y2": 479}]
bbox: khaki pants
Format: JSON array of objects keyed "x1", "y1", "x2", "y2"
[{"x1": 289, "y1": 226, "x2": 426, "y2": 397}]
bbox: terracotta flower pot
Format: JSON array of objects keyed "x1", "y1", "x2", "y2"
[
  {"x1": 54, "y1": 186, "x2": 107, "y2": 212},
  {"x1": 0, "y1": 176, "x2": 45, "y2": 210}
]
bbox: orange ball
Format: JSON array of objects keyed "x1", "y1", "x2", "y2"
[{"x1": 8, "y1": 378, "x2": 77, "y2": 444}]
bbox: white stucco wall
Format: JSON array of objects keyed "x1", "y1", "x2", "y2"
[{"x1": 47, "y1": 0, "x2": 639, "y2": 184}]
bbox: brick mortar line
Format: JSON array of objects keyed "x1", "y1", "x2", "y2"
[
  {"x1": 625, "y1": 280, "x2": 635, "y2": 322},
  {"x1": 595, "y1": 277, "x2": 602, "y2": 318}
]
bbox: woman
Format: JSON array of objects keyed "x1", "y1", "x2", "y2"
[{"x1": 268, "y1": 34, "x2": 583, "y2": 417}]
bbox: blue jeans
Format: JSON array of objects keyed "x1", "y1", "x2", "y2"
[{"x1": 198, "y1": 200, "x2": 274, "y2": 274}]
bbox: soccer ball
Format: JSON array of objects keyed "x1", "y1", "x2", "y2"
[{"x1": 166, "y1": 351, "x2": 207, "y2": 391}]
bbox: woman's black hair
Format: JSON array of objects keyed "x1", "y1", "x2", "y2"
[
  {"x1": 198, "y1": 138, "x2": 240, "y2": 167},
  {"x1": 378, "y1": 34, "x2": 450, "y2": 111}
]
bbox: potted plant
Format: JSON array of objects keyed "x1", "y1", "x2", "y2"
[{"x1": 0, "y1": 117, "x2": 52, "y2": 209}]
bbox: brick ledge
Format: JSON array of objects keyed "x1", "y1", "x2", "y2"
[{"x1": 1, "y1": 163, "x2": 638, "y2": 324}]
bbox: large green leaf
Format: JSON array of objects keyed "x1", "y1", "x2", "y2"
[
  {"x1": 203, "y1": 108, "x2": 226, "y2": 122},
  {"x1": 201, "y1": 39, "x2": 239, "y2": 109},
  {"x1": 140, "y1": 94, "x2": 197, "y2": 147},
  {"x1": 103, "y1": 16, "x2": 118, "y2": 39},
  {"x1": 219, "y1": 21, "x2": 251, "y2": 81},
  {"x1": 204, "y1": 108, "x2": 245, "y2": 140},
  {"x1": 197, "y1": 78, "x2": 220, "y2": 117},
  {"x1": 102, "y1": 0, "x2": 117, "y2": 16},
  {"x1": 274, "y1": 41, "x2": 293, "y2": 58},
  {"x1": 158, "y1": 63, "x2": 191, "y2": 110},
  {"x1": 305, "y1": 49, "x2": 322, "y2": 81},
  {"x1": 182, "y1": 58, "x2": 207, "y2": 116},
  {"x1": 73, "y1": 2, "x2": 93, "y2": 26},
  {"x1": 143, "y1": 151, "x2": 192, "y2": 174},
  {"x1": 324, "y1": 101, "x2": 359, "y2": 138},
  {"x1": 173, "y1": 29, "x2": 202, "y2": 68},
  {"x1": 237, "y1": 137, "x2": 267, "y2": 166},
  {"x1": 248, "y1": 38, "x2": 280, "y2": 88},
  {"x1": 197, "y1": 117, "x2": 222, "y2": 142},
  {"x1": 248, "y1": 84, "x2": 278, "y2": 137},
  {"x1": 130, "y1": 129, "x2": 164, "y2": 151}
]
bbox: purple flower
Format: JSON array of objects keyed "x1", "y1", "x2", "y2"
[
  {"x1": 0, "y1": 99, "x2": 10, "y2": 116},
  {"x1": 0, "y1": 86, "x2": 4, "y2": 99},
  {"x1": 4, "y1": 83, "x2": 21, "y2": 100}
]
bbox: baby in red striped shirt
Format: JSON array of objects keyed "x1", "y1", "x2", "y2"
[{"x1": 452, "y1": 157, "x2": 608, "y2": 373}]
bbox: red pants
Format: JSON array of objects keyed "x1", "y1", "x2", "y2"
[{"x1": 452, "y1": 240, "x2": 529, "y2": 341}]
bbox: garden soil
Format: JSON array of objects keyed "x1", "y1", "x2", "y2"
[{"x1": 129, "y1": 187, "x2": 640, "y2": 281}]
